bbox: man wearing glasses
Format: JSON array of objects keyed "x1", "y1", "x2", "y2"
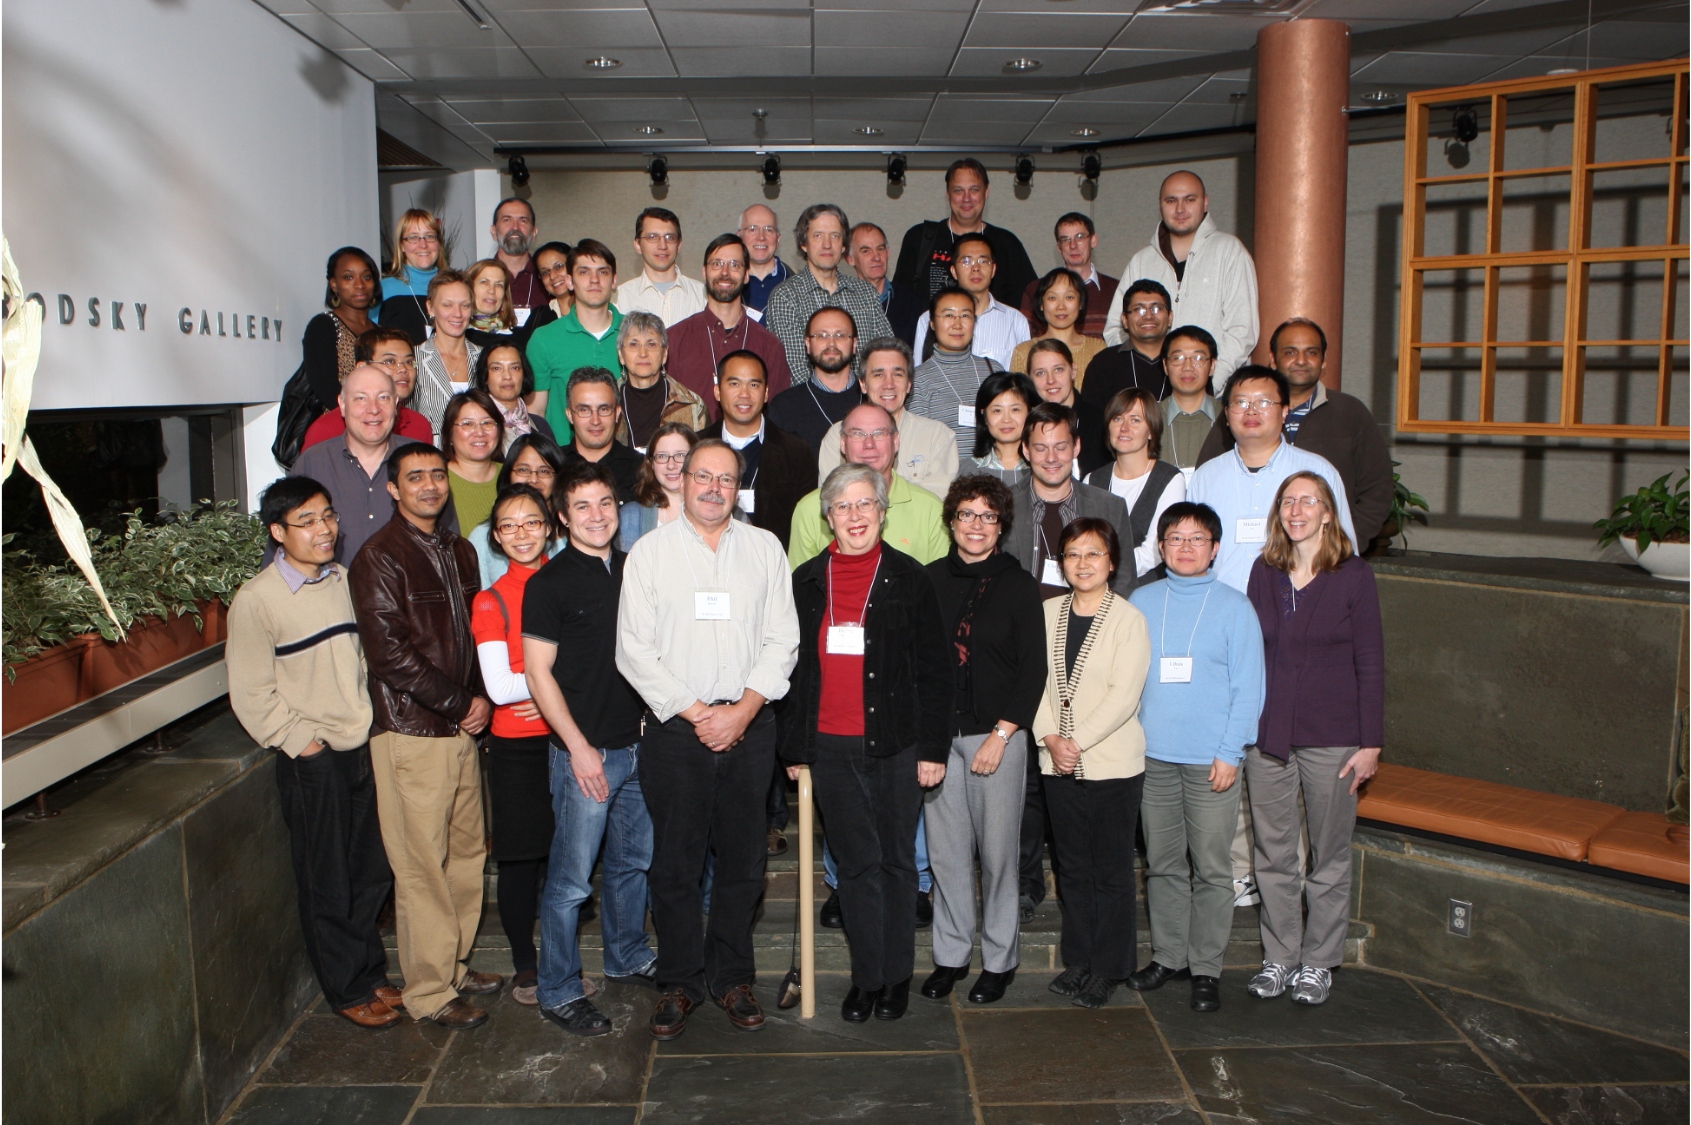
[
  {"x1": 893, "y1": 158, "x2": 1037, "y2": 310},
  {"x1": 818, "y1": 337, "x2": 960, "y2": 496},
  {"x1": 1080, "y1": 280, "x2": 1174, "y2": 413},
  {"x1": 559, "y1": 367, "x2": 642, "y2": 503},
  {"x1": 1021, "y1": 213, "x2": 1120, "y2": 339},
  {"x1": 737, "y1": 203, "x2": 790, "y2": 315},
  {"x1": 765, "y1": 203, "x2": 894, "y2": 383},
  {"x1": 767, "y1": 307, "x2": 867, "y2": 453},
  {"x1": 912, "y1": 232, "x2": 1031, "y2": 370},
  {"x1": 667, "y1": 233, "x2": 795, "y2": 416},
  {"x1": 1157, "y1": 325, "x2": 1223, "y2": 478},
  {"x1": 617, "y1": 207, "x2": 707, "y2": 328},
  {"x1": 617, "y1": 440, "x2": 800, "y2": 1041},
  {"x1": 300, "y1": 327, "x2": 433, "y2": 452}
]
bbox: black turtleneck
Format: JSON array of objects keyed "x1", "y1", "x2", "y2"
[{"x1": 924, "y1": 547, "x2": 1049, "y2": 734}]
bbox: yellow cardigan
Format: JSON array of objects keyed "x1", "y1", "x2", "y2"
[{"x1": 1033, "y1": 592, "x2": 1151, "y2": 780}]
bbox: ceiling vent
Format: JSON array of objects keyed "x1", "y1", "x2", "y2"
[{"x1": 377, "y1": 129, "x2": 443, "y2": 171}]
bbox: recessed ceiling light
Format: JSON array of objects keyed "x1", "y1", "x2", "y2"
[
  {"x1": 1005, "y1": 57, "x2": 1042, "y2": 72},
  {"x1": 855, "y1": 126, "x2": 883, "y2": 136},
  {"x1": 1070, "y1": 127, "x2": 1099, "y2": 137},
  {"x1": 1360, "y1": 89, "x2": 1397, "y2": 105},
  {"x1": 751, "y1": 108, "x2": 768, "y2": 118},
  {"x1": 585, "y1": 56, "x2": 621, "y2": 69},
  {"x1": 1548, "y1": 67, "x2": 1578, "y2": 75},
  {"x1": 633, "y1": 125, "x2": 663, "y2": 135}
]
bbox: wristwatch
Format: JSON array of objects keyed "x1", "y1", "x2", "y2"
[{"x1": 992, "y1": 725, "x2": 1012, "y2": 743}]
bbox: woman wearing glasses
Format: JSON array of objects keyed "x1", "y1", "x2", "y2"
[
  {"x1": 442, "y1": 389, "x2": 505, "y2": 533},
  {"x1": 514, "y1": 242, "x2": 574, "y2": 349},
  {"x1": 1034, "y1": 518, "x2": 1150, "y2": 1009},
  {"x1": 468, "y1": 433, "x2": 569, "y2": 587},
  {"x1": 464, "y1": 259, "x2": 517, "y2": 351},
  {"x1": 1009, "y1": 269, "x2": 1105, "y2": 383},
  {"x1": 619, "y1": 423, "x2": 698, "y2": 551},
  {"x1": 476, "y1": 343, "x2": 555, "y2": 450},
  {"x1": 380, "y1": 209, "x2": 442, "y2": 346},
  {"x1": 1126, "y1": 502, "x2": 1263, "y2": 1015},
  {"x1": 614, "y1": 312, "x2": 708, "y2": 452},
  {"x1": 780, "y1": 464, "x2": 952, "y2": 1023},
  {"x1": 920, "y1": 476, "x2": 1046, "y2": 1005},
  {"x1": 1243, "y1": 471, "x2": 1382, "y2": 1008}
]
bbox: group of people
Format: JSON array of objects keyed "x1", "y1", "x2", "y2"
[{"x1": 226, "y1": 159, "x2": 1389, "y2": 1042}]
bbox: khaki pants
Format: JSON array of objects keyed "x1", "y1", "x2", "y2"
[{"x1": 369, "y1": 729, "x2": 487, "y2": 1020}]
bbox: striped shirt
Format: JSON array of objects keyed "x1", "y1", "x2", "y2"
[
  {"x1": 908, "y1": 349, "x2": 1003, "y2": 459},
  {"x1": 764, "y1": 266, "x2": 895, "y2": 385}
]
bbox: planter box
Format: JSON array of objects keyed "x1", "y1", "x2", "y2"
[{"x1": 2, "y1": 637, "x2": 96, "y2": 734}]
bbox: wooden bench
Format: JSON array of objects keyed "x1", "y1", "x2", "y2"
[{"x1": 1357, "y1": 763, "x2": 1687, "y2": 884}]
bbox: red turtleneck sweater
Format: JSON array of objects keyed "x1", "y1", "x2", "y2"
[{"x1": 817, "y1": 541, "x2": 881, "y2": 736}]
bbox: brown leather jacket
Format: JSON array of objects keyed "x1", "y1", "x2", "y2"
[{"x1": 349, "y1": 514, "x2": 483, "y2": 738}]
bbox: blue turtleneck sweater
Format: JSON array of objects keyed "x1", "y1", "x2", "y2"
[
  {"x1": 382, "y1": 265, "x2": 437, "y2": 300},
  {"x1": 1129, "y1": 569, "x2": 1265, "y2": 766}
]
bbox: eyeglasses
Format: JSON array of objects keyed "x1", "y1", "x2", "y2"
[
  {"x1": 689, "y1": 470, "x2": 740, "y2": 489},
  {"x1": 401, "y1": 234, "x2": 439, "y2": 245},
  {"x1": 1279, "y1": 495, "x2": 1326, "y2": 510},
  {"x1": 956, "y1": 255, "x2": 994, "y2": 268},
  {"x1": 1127, "y1": 302, "x2": 1168, "y2": 316},
  {"x1": 651, "y1": 451, "x2": 688, "y2": 465},
  {"x1": 952, "y1": 510, "x2": 999, "y2": 525},
  {"x1": 570, "y1": 403, "x2": 618, "y2": 418},
  {"x1": 828, "y1": 499, "x2": 882, "y2": 517},
  {"x1": 537, "y1": 263, "x2": 570, "y2": 278},
  {"x1": 374, "y1": 356, "x2": 417, "y2": 371},
  {"x1": 639, "y1": 232, "x2": 678, "y2": 245},
  {"x1": 454, "y1": 418, "x2": 499, "y2": 431},
  {"x1": 509, "y1": 464, "x2": 556, "y2": 481},
  {"x1": 286, "y1": 511, "x2": 339, "y2": 530},
  {"x1": 739, "y1": 224, "x2": 778, "y2": 237},
  {"x1": 1056, "y1": 234, "x2": 1091, "y2": 247},
  {"x1": 937, "y1": 310, "x2": 976, "y2": 323},
  {"x1": 496, "y1": 517, "x2": 550, "y2": 535},
  {"x1": 807, "y1": 331, "x2": 853, "y2": 342},
  {"x1": 705, "y1": 258, "x2": 744, "y2": 272},
  {"x1": 1162, "y1": 533, "x2": 1213, "y2": 547},
  {"x1": 1062, "y1": 549, "x2": 1109, "y2": 564},
  {"x1": 1228, "y1": 396, "x2": 1284, "y2": 414},
  {"x1": 844, "y1": 428, "x2": 893, "y2": 442},
  {"x1": 1166, "y1": 351, "x2": 1212, "y2": 367}
]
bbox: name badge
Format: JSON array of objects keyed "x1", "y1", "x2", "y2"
[
  {"x1": 695, "y1": 591, "x2": 731, "y2": 620},
  {"x1": 1041, "y1": 558, "x2": 1067, "y2": 587},
  {"x1": 1160, "y1": 656, "x2": 1194, "y2": 683},
  {"x1": 826, "y1": 625, "x2": 865, "y2": 655},
  {"x1": 1236, "y1": 517, "x2": 1268, "y2": 544},
  {"x1": 737, "y1": 490, "x2": 756, "y2": 514},
  {"x1": 514, "y1": 307, "x2": 531, "y2": 327},
  {"x1": 957, "y1": 403, "x2": 974, "y2": 428}
]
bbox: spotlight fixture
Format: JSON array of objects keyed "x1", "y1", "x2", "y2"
[
  {"x1": 855, "y1": 126, "x2": 883, "y2": 136},
  {"x1": 1014, "y1": 154, "x2": 1034, "y2": 186},
  {"x1": 1004, "y1": 57, "x2": 1042, "y2": 72},
  {"x1": 762, "y1": 155, "x2": 781, "y2": 186},
  {"x1": 633, "y1": 125, "x2": 663, "y2": 136},
  {"x1": 752, "y1": 108, "x2": 769, "y2": 118},
  {"x1": 1360, "y1": 89, "x2": 1397, "y2": 105},
  {"x1": 1069, "y1": 127, "x2": 1099, "y2": 138},
  {"x1": 648, "y1": 156, "x2": 668, "y2": 187},
  {"x1": 585, "y1": 55, "x2": 621, "y2": 69},
  {"x1": 507, "y1": 154, "x2": 529, "y2": 187},
  {"x1": 1081, "y1": 151, "x2": 1101, "y2": 182},
  {"x1": 1452, "y1": 105, "x2": 1480, "y2": 144},
  {"x1": 1548, "y1": 67, "x2": 1578, "y2": 75},
  {"x1": 886, "y1": 153, "x2": 907, "y2": 186}
]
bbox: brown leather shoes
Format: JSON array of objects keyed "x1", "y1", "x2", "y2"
[
  {"x1": 373, "y1": 985, "x2": 405, "y2": 1010},
  {"x1": 457, "y1": 969, "x2": 503, "y2": 996},
  {"x1": 337, "y1": 999, "x2": 403, "y2": 1028},
  {"x1": 649, "y1": 988, "x2": 695, "y2": 1041},
  {"x1": 429, "y1": 997, "x2": 489, "y2": 1029},
  {"x1": 716, "y1": 983, "x2": 766, "y2": 1031},
  {"x1": 767, "y1": 826, "x2": 789, "y2": 856}
]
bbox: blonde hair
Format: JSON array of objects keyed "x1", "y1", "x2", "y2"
[
  {"x1": 464, "y1": 259, "x2": 515, "y2": 329},
  {"x1": 1260, "y1": 471, "x2": 1353, "y2": 574},
  {"x1": 388, "y1": 209, "x2": 444, "y2": 278}
]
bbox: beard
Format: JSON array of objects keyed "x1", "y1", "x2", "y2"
[
  {"x1": 501, "y1": 230, "x2": 532, "y2": 256},
  {"x1": 709, "y1": 278, "x2": 746, "y2": 304},
  {"x1": 812, "y1": 351, "x2": 852, "y2": 375}
]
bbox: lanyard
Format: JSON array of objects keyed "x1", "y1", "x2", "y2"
[
  {"x1": 706, "y1": 314, "x2": 750, "y2": 372},
  {"x1": 804, "y1": 381, "x2": 837, "y2": 428},
  {"x1": 827, "y1": 552, "x2": 880, "y2": 628},
  {"x1": 1160, "y1": 582, "x2": 1213, "y2": 659}
]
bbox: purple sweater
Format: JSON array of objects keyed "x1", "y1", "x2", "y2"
[{"x1": 1246, "y1": 555, "x2": 1384, "y2": 760}]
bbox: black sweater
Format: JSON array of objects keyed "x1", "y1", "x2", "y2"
[{"x1": 924, "y1": 548, "x2": 1048, "y2": 736}]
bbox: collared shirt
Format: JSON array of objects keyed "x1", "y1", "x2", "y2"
[
  {"x1": 1284, "y1": 385, "x2": 1319, "y2": 441},
  {"x1": 913, "y1": 296, "x2": 1031, "y2": 371},
  {"x1": 1161, "y1": 395, "x2": 1220, "y2": 473},
  {"x1": 764, "y1": 266, "x2": 896, "y2": 385},
  {"x1": 615, "y1": 271, "x2": 708, "y2": 328},
  {"x1": 744, "y1": 257, "x2": 792, "y2": 313},
  {"x1": 616, "y1": 514, "x2": 800, "y2": 722},
  {"x1": 786, "y1": 472, "x2": 951, "y2": 569},
  {"x1": 274, "y1": 556, "x2": 339, "y2": 593},
  {"x1": 526, "y1": 306, "x2": 624, "y2": 442},
  {"x1": 1186, "y1": 439, "x2": 1358, "y2": 593},
  {"x1": 285, "y1": 438, "x2": 460, "y2": 568},
  {"x1": 664, "y1": 307, "x2": 795, "y2": 418},
  {"x1": 818, "y1": 409, "x2": 961, "y2": 498},
  {"x1": 507, "y1": 259, "x2": 544, "y2": 318},
  {"x1": 415, "y1": 337, "x2": 483, "y2": 437}
]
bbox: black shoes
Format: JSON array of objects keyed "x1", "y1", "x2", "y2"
[
  {"x1": 915, "y1": 890, "x2": 933, "y2": 928},
  {"x1": 820, "y1": 890, "x2": 844, "y2": 929},
  {"x1": 1127, "y1": 961, "x2": 1191, "y2": 992},
  {"x1": 1191, "y1": 975, "x2": 1221, "y2": 1012},
  {"x1": 715, "y1": 984, "x2": 766, "y2": 1031},
  {"x1": 842, "y1": 985, "x2": 880, "y2": 1022},
  {"x1": 968, "y1": 969, "x2": 1014, "y2": 1004},
  {"x1": 1018, "y1": 894, "x2": 1037, "y2": 924},
  {"x1": 1048, "y1": 966, "x2": 1090, "y2": 998},
  {"x1": 649, "y1": 989, "x2": 695, "y2": 1040},
  {"x1": 921, "y1": 964, "x2": 971, "y2": 1000},
  {"x1": 875, "y1": 978, "x2": 911, "y2": 1020},
  {"x1": 605, "y1": 966, "x2": 659, "y2": 990},
  {"x1": 542, "y1": 997, "x2": 611, "y2": 1037},
  {"x1": 1074, "y1": 975, "x2": 1120, "y2": 1009}
]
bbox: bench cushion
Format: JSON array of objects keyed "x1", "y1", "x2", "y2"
[
  {"x1": 1357, "y1": 764, "x2": 1626, "y2": 862},
  {"x1": 1587, "y1": 811, "x2": 1690, "y2": 883}
]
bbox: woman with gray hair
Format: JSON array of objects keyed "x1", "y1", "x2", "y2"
[
  {"x1": 778, "y1": 464, "x2": 952, "y2": 1024},
  {"x1": 614, "y1": 310, "x2": 707, "y2": 452}
]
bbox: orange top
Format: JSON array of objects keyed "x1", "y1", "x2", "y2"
[{"x1": 470, "y1": 561, "x2": 549, "y2": 740}]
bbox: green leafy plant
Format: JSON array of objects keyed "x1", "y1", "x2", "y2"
[
  {"x1": 2, "y1": 501, "x2": 266, "y2": 670},
  {"x1": 1594, "y1": 471, "x2": 1691, "y2": 554},
  {"x1": 1386, "y1": 461, "x2": 1430, "y2": 547}
]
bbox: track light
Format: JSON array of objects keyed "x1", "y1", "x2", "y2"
[
  {"x1": 507, "y1": 154, "x2": 529, "y2": 187},
  {"x1": 1081, "y1": 151, "x2": 1101, "y2": 182},
  {"x1": 762, "y1": 155, "x2": 781, "y2": 186},
  {"x1": 1014, "y1": 155, "x2": 1034, "y2": 186},
  {"x1": 1452, "y1": 106, "x2": 1480, "y2": 144},
  {"x1": 886, "y1": 153, "x2": 907, "y2": 186},
  {"x1": 648, "y1": 156, "x2": 668, "y2": 187}
]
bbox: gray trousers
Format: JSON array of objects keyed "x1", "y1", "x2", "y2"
[
  {"x1": 1245, "y1": 745, "x2": 1358, "y2": 970},
  {"x1": 1140, "y1": 757, "x2": 1241, "y2": 979},
  {"x1": 923, "y1": 732, "x2": 1026, "y2": 974}
]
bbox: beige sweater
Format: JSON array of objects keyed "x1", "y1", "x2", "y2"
[
  {"x1": 818, "y1": 408, "x2": 960, "y2": 498},
  {"x1": 226, "y1": 562, "x2": 372, "y2": 757},
  {"x1": 1033, "y1": 592, "x2": 1150, "y2": 780}
]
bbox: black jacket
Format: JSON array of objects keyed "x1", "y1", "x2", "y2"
[
  {"x1": 701, "y1": 418, "x2": 817, "y2": 550},
  {"x1": 924, "y1": 549, "x2": 1048, "y2": 735},
  {"x1": 892, "y1": 220, "x2": 1037, "y2": 311},
  {"x1": 779, "y1": 545, "x2": 953, "y2": 764}
]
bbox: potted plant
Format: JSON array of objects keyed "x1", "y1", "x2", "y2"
[
  {"x1": 1594, "y1": 471, "x2": 1690, "y2": 582},
  {"x1": 1367, "y1": 462, "x2": 1431, "y2": 556}
]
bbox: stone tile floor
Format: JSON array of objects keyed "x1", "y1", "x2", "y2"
[{"x1": 218, "y1": 954, "x2": 1686, "y2": 1124}]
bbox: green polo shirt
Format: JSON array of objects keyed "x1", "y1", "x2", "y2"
[
  {"x1": 525, "y1": 306, "x2": 623, "y2": 442},
  {"x1": 787, "y1": 472, "x2": 950, "y2": 569}
]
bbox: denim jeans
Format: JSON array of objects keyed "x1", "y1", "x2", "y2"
[
  {"x1": 537, "y1": 743, "x2": 654, "y2": 1010},
  {"x1": 824, "y1": 815, "x2": 931, "y2": 894}
]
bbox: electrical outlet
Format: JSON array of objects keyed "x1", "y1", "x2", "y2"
[{"x1": 1448, "y1": 899, "x2": 1473, "y2": 937}]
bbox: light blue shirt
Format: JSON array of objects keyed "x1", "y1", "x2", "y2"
[
  {"x1": 1186, "y1": 439, "x2": 1357, "y2": 593},
  {"x1": 468, "y1": 521, "x2": 564, "y2": 589},
  {"x1": 1130, "y1": 571, "x2": 1264, "y2": 767}
]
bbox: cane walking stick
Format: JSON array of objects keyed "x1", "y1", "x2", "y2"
[{"x1": 797, "y1": 765, "x2": 816, "y2": 1018}]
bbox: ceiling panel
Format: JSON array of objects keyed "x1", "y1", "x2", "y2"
[
  {"x1": 925, "y1": 97, "x2": 1056, "y2": 125},
  {"x1": 1069, "y1": 72, "x2": 1209, "y2": 102},
  {"x1": 812, "y1": 119, "x2": 925, "y2": 144},
  {"x1": 480, "y1": 121, "x2": 604, "y2": 142},
  {"x1": 1116, "y1": 13, "x2": 1276, "y2": 52},
  {"x1": 490, "y1": 8, "x2": 665, "y2": 47},
  {"x1": 1405, "y1": 27, "x2": 1595, "y2": 58},
  {"x1": 378, "y1": 46, "x2": 542, "y2": 77},
  {"x1": 332, "y1": 11, "x2": 522, "y2": 49},
  {"x1": 250, "y1": 0, "x2": 316, "y2": 14},
  {"x1": 813, "y1": 47, "x2": 957, "y2": 76},
  {"x1": 648, "y1": 9, "x2": 811, "y2": 45},
  {"x1": 569, "y1": 95, "x2": 698, "y2": 124},
  {"x1": 950, "y1": 48, "x2": 1101, "y2": 78},
  {"x1": 1351, "y1": 50, "x2": 1522, "y2": 86},
  {"x1": 819, "y1": 0, "x2": 973, "y2": 9},
  {"x1": 1182, "y1": 75, "x2": 1252, "y2": 105},
  {"x1": 919, "y1": 121, "x2": 1044, "y2": 145},
  {"x1": 478, "y1": 0, "x2": 649, "y2": 8},
  {"x1": 1478, "y1": 54, "x2": 1642, "y2": 82},
  {"x1": 1138, "y1": 101, "x2": 1245, "y2": 135},
  {"x1": 337, "y1": 48, "x2": 413, "y2": 81},
  {"x1": 1088, "y1": 47, "x2": 1208, "y2": 74},
  {"x1": 812, "y1": 9, "x2": 972, "y2": 48},
  {"x1": 280, "y1": 12, "x2": 368, "y2": 51},
  {"x1": 813, "y1": 97, "x2": 934, "y2": 122},
  {"x1": 691, "y1": 98, "x2": 812, "y2": 135},
  {"x1": 645, "y1": 0, "x2": 809, "y2": 7},
  {"x1": 309, "y1": 0, "x2": 464, "y2": 12},
  {"x1": 1041, "y1": 98, "x2": 1170, "y2": 127},
  {"x1": 1304, "y1": 0, "x2": 1480, "y2": 19},
  {"x1": 964, "y1": 12, "x2": 1130, "y2": 49},
  {"x1": 445, "y1": 98, "x2": 584, "y2": 122},
  {"x1": 669, "y1": 46, "x2": 814, "y2": 76},
  {"x1": 1588, "y1": 18, "x2": 1691, "y2": 58},
  {"x1": 523, "y1": 46, "x2": 678, "y2": 77}
]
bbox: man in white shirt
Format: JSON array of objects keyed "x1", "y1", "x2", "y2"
[
  {"x1": 913, "y1": 232, "x2": 1030, "y2": 369},
  {"x1": 616, "y1": 207, "x2": 707, "y2": 328},
  {"x1": 616, "y1": 440, "x2": 800, "y2": 1042},
  {"x1": 818, "y1": 336, "x2": 959, "y2": 496},
  {"x1": 1102, "y1": 171, "x2": 1258, "y2": 385}
]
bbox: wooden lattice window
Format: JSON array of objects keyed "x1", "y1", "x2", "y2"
[{"x1": 1397, "y1": 60, "x2": 1689, "y2": 440}]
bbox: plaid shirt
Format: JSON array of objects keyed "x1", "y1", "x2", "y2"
[{"x1": 763, "y1": 266, "x2": 895, "y2": 384}]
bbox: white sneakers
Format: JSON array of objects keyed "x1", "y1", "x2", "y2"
[
  {"x1": 1247, "y1": 961, "x2": 1295, "y2": 999},
  {"x1": 1232, "y1": 875, "x2": 1261, "y2": 907},
  {"x1": 1248, "y1": 961, "x2": 1332, "y2": 1005}
]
